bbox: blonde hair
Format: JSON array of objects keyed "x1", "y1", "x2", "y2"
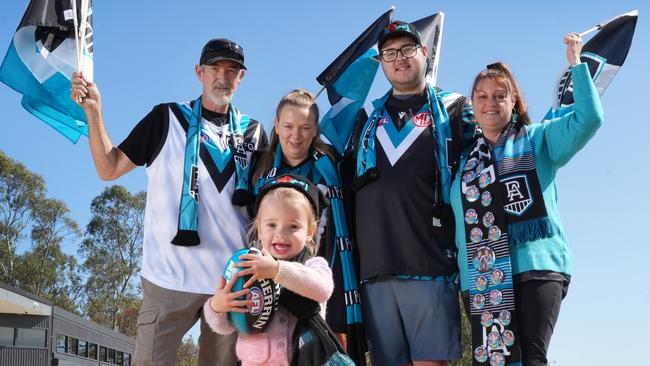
[
  {"x1": 247, "y1": 187, "x2": 318, "y2": 257},
  {"x1": 252, "y1": 89, "x2": 336, "y2": 184}
]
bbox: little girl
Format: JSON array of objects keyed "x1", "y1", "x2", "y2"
[{"x1": 204, "y1": 174, "x2": 334, "y2": 366}]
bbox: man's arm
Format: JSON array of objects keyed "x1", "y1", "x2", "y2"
[{"x1": 71, "y1": 72, "x2": 136, "y2": 180}]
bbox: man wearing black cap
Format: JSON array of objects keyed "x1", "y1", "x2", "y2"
[
  {"x1": 71, "y1": 38, "x2": 267, "y2": 365},
  {"x1": 347, "y1": 21, "x2": 474, "y2": 366}
]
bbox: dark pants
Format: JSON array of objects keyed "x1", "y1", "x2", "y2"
[{"x1": 514, "y1": 280, "x2": 569, "y2": 366}]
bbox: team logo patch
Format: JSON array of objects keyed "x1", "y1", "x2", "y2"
[
  {"x1": 247, "y1": 288, "x2": 264, "y2": 316},
  {"x1": 502, "y1": 175, "x2": 532, "y2": 216},
  {"x1": 378, "y1": 117, "x2": 389, "y2": 126},
  {"x1": 200, "y1": 132, "x2": 209, "y2": 143},
  {"x1": 412, "y1": 112, "x2": 432, "y2": 127}
]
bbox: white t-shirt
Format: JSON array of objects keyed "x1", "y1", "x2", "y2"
[{"x1": 119, "y1": 102, "x2": 266, "y2": 294}]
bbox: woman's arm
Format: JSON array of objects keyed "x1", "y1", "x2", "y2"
[{"x1": 541, "y1": 33, "x2": 605, "y2": 168}]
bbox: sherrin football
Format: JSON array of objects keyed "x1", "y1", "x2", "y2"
[{"x1": 223, "y1": 247, "x2": 280, "y2": 335}]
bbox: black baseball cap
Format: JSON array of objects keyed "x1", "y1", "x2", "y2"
[
  {"x1": 378, "y1": 21, "x2": 422, "y2": 50},
  {"x1": 255, "y1": 174, "x2": 329, "y2": 218},
  {"x1": 199, "y1": 38, "x2": 246, "y2": 70}
]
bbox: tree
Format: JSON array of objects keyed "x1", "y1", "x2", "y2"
[
  {"x1": 13, "y1": 197, "x2": 83, "y2": 313},
  {"x1": 0, "y1": 150, "x2": 46, "y2": 285},
  {"x1": 175, "y1": 336, "x2": 199, "y2": 366},
  {"x1": 80, "y1": 185, "x2": 146, "y2": 330},
  {"x1": 115, "y1": 297, "x2": 142, "y2": 337}
]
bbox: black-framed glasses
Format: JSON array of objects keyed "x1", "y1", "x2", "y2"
[{"x1": 379, "y1": 44, "x2": 421, "y2": 62}]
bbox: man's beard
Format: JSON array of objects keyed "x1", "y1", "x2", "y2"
[{"x1": 205, "y1": 86, "x2": 232, "y2": 107}]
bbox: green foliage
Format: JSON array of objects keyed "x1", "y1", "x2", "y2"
[
  {"x1": 14, "y1": 197, "x2": 83, "y2": 313},
  {"x1": 175, "y1": 336, "x2": 199, "y2": 366},
  {"x1": 0, "y1": 150, "x2": 46, "y2": 285},
  {"x1": 80, "y1": 185, "x2": 146, "y2": 331},
  {"x1": 115, "y1": 297, "x2": 142, "y2": 337},
  {"x1": 0, "y1": 150, "x2": 82, "y2": 313}
]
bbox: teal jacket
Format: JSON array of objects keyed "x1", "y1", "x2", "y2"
[{"x1": 450, "y1": 63, "x2": 604, "y2": 291}]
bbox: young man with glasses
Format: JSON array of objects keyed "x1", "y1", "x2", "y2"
[
  {"x1": 348, "y1": 21, "x2": 474, "y2": 366},
  {"x1": 71, "y1": 38, "x2": 267, "y2": 366}
]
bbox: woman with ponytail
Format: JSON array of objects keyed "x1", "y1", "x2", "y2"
[
  {"x1": 451, "y1": 33, "x2": 604, "y2": 366},
  {"x1": 251, "y1": 89, "x2": 366, "y2": 365}
]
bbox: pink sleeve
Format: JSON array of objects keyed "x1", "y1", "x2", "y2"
[
  {"x1": 274, "y1": 256, "x2": 334, "y2": 304},
  {"x1": 202, "y1": 298, "x2": 236, "y2": 335}
]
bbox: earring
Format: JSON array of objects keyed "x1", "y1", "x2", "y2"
[
  {"x1": 511, "y1": 109, "x2": 519, "y2": 123},
  {"x1": 475, "y1": 118, "x2": 483, "y2": 133}
]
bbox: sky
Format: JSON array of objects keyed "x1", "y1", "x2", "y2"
[{"x1": 0, "y1": 1, "x2": 648, "y2": 364}]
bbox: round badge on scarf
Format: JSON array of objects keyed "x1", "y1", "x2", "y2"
[
  {"x1": 465, "y1": 185, "x2": 480, "y2": 202},
  {"x1": 491, "y1": 268, "x2": 504, "y2": 285},
  {"x1": 465, "y1": 209, "x2": 479, "y2": 225},
  {"x1": 498, "y1": 310, "x2": 511, "y2": 326},
  {"x1": 490, "y1": 289, "x2": 503, "y2": 305},
  {"x1": 473, "y1": 293, "x2": 486, "y2": 310},
  {"x1": 489, "y1": 352, "x2": 505, "y2": 366},
  {"x1": 488, "y1": 225, "x2": 502, "y2": 241},
  {"x1": 464, "y1": 171, "x2": 477, "y2": 184},
  {"x1": 487, "y1": 331, "x2": 502, "y2": 349},
  {"x1": 464, "y1": 158, "x2": 478, "y2": 171},
  {"x1": 481, "y1": 191, "x2": 492, "y2": 207},
  {"x1": 474, "y1": 346, "x2": 489, "y2": 363},
  {"x1": 476, "y1": 275, "x2": 488, "y2": 292},
  {"x1": 470, "y1": 227, "x2": 484, "y2": 243},
  {"x1": 502, "y1": 330, "x2": 515, "y2": 347},
  {"x1": 480, "y1": 311, "x2": 494, "y2": 327},
  {"x1": 473, "y1": 246, "x2": 496, "y2": 272},
  {"x1": 479, "y1": 172, "x2": 492, "y2": 188},
  {"x1": 475, "y1": 162, "x2": 485, "y2": 175},
  {"x1": 483, "y1": 212, "x2": 495, "y2": 228}
]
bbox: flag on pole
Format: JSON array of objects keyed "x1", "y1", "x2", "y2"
[
  {"x1": 317, "y1": 8, "x2": 393, "y2": 154},
  {"x1": 412, "y1": 12, "x2": 445, "y2": 86},
  {"x1": 545, "y1": 10, "x2": 638, "y2": 120},
  {"x1": 0, "y1": 0, "x2": 94, "y2": 143}
]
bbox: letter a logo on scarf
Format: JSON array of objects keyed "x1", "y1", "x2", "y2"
[{"x1": 501, "y1": 175, "x2": 532, "y2": 216}]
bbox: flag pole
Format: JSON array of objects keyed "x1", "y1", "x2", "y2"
[
  {"x1": 314, "y1": 85, "x2": 326, "y2": 100},
  {"x1": 71, "y1": 0, "x2": 82, "y2": 103},
  {"x1": 579, "y1": 26, "x2": 600, "y2": 37},
  {"x1": 71, "y1": 0, "x2": 80, "y2": 70},
  {"x1": 78, "y1": 0, "x2": 89, "y2": 73}
]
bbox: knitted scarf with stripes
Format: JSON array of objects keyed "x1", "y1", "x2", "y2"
[{"x1": 461, "y1": 119, "x2": 551, "y2": 365}]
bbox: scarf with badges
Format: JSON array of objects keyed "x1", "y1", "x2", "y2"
[
  {"x1": 171, "y1": 97, "x2": 252, "y2": 246},
  {"x1": 354, "y1": 85, "x2": 451, "y2": 226},
  {"x1": 461, "y1": 119, "x2": 552, "y2": 365},
  {"x1": 255, "y1": 144, "x2": 365, "y2": 363}
]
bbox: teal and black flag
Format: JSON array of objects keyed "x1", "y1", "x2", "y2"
[
  {"x1": 317, "y1": 8, "x2": 393, "y2": 155},
  {"x1": 412, "y1": 12, "x2": 445, "y2": 86},
  {"x1": 545, "y1": 10, "x2": 638, "y2": 120},
  {"x1": 0, "y1": 0, "x2": 93, "y2": 143}
]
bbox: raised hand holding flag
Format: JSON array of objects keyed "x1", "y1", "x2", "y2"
[
  {"x1": 545, "y1": 10, "x2": 638, "y2": 120},
  {"x1": 0, "y1": 0, "x2": 93, "y2": 143}
]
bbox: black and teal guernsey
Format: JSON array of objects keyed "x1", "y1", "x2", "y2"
[{"x1": 350, "y1": 90, "x2": 473, "y2": 281}]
